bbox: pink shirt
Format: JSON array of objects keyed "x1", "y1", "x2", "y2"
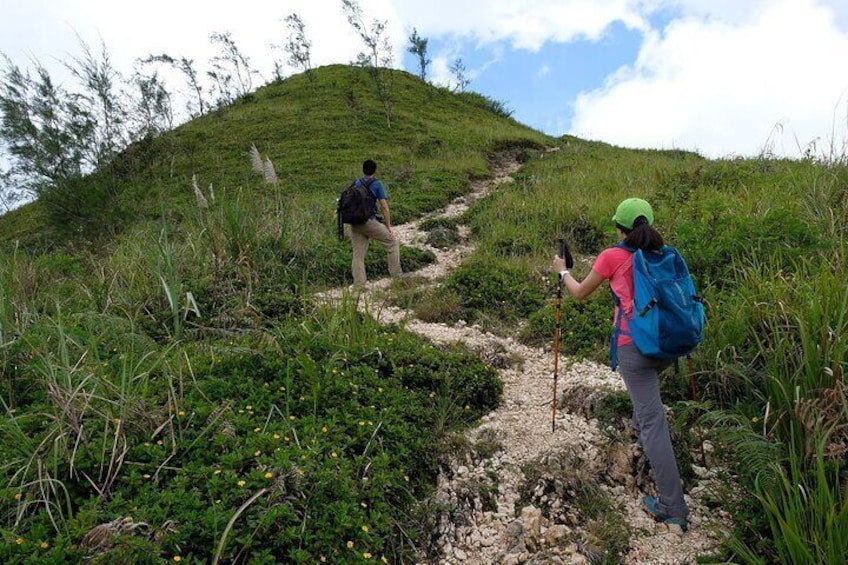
[{"x1": 592, "y1": 247, "x2": 634, "y2": 346}]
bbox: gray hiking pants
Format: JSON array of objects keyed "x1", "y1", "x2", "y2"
[
  {"x1": 617, "y1": 344, "x2": 689, "y2": 518},
  {"x1": 350, "y1": 219, "x2": 402, "y2": 286}
]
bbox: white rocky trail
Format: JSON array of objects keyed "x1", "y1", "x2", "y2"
[{"x1": 319, "y1": 157, "x2": 728, "y2": 564}]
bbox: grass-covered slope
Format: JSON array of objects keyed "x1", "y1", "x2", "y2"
[
  {"x1": 1, "y1": 64, "x2": 550, "y2": 250},
  {"x1": 0, "y1": 65, "x2": 544, "y2": 564},
  {"x1": 415, "y1": 136, "x2": 848, "y2": 563}
]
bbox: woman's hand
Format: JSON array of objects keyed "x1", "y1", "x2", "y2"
[{"x1": 552, "y1": 255, "x2": 566, "y2": 273}]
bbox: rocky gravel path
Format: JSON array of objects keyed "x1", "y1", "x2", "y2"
[{"x1": 319, "y1": 157, "x2": 729, "y2": 564}]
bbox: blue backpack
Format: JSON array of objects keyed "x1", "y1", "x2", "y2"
[{"x1": 610, "y1": 243, "x2": 705, "y2": 370}]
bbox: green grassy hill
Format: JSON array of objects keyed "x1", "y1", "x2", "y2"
[
  {"x1": 0, "y1": 65, "x2": 548, "y2": 564},
  {"x1": 1, "y1": 64, "x2": 847, "y2": 564},
  {"x1": 1, "y1": 64, "x2": 550, "y2": 250}
]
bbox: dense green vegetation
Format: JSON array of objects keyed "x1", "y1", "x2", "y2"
[
  {"x1": 0, "y1": 65, "x2": 541, "y2": 564},
  {"x1": 442, "y1": 138, "x2": 848, "y2": 563},
  {"x1": 2, "y1": 62, "x2": 847, "y2": 564}
]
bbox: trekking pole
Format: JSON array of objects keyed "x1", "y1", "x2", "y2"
[
  {"x1": 552, "y1": 269, "x2": 563, "y2": 432},
  {"x1": 551, "y1": 238, "x2": 571, "y2": 432}
]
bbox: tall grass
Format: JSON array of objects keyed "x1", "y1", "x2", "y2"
[{"x1": 452, "y1": 137, "x2": 848, "y2": 560}]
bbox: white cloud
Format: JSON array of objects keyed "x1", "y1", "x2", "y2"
[
  {"x1": 392, "y1": 0, "x2": 649, "y2": 49},
  {"x1": 3, "y1": 0, "x2": 848, "y2": 162},
  {"x1": 571, "y1": 0, "x2": 848, "y2": 157}
]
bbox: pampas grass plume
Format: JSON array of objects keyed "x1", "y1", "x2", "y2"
[
  {"x1": 192, "y1": 174, "x2": 209, "y2": 208},
  {"x1": 263, "y1": 157, "x2": 279, "y2": 185},
  {"x1": 250, "y1": 144, "x2": 263, "y2": 174}
]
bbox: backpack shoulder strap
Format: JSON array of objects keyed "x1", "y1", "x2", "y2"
[{"x1": 608, "y1": 243, "x2": 636, "y2": 370}]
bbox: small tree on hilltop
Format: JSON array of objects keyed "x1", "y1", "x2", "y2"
[
  {"x1": 277, "y1": 13, "x2": 315, "y2": 86},
  {"x1": 64, "y1": 38, "x2": 130, "y2": 167},
  {"x1": 407, "y1": 28, "x2": 430, "y2": 82},
  {"x1": 208, "y1": 31, "x2": 257, "y2": 107},
  {"x1": 127, "y1": 65, "x2": 174, "y2": 137},
  {"x1": 341, "y1": 0, "x2": 394, "y2": 128},
  {"x1": 141, "y1": 54, "x2": 208, "y2": 118},
  {"x1": 449, "y1": 57, "x2": 471, "y2": 92}
]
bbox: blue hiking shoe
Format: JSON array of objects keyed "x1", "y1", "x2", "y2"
[{"x1": 642, "y1": 496, "x2": 689, "y2": 532}]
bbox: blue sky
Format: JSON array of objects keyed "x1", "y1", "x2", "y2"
[{"x1": 2, "y1": 0, "x2": 848, "y2": 207}]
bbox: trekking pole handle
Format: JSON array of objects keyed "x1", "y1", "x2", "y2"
[{"x1": 557, "y1": 238, "x2": 574, "y2": 270}]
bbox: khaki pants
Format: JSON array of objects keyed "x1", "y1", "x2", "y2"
[{"x1": 350, "y1": 219, "x2": 402, "y2": 286}]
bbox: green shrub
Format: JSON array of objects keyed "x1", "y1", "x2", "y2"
[
  {"x1": 521, "y1": 290, "x2": 612, "y2": 362},
  {"x1": 444, "y1": 261, "x2": 545, "y2": 322}
]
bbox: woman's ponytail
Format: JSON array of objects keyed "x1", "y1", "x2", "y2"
[{"x1": 622, "y1": 216, "x2": 663, "y2": 251}]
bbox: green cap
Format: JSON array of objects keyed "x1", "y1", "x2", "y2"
[{"x1": 612, "y1": 198, "x2": 654, "y2": 230}]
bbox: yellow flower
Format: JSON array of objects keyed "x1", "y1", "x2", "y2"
[
  {"x1": 15, "y1": 538, "x2": 24, "y2": 545},
  {"x1": 363, "y1": 552, "x2": 373, "y2": 559},
  {"x1": 265, "y1": 472, "x2": 273, "y2": 479},
  {"x1": 40, "y1": 542, "x2": 49, "y2": 549},
  {"x1": 289, "y1": 415, "x2": 296, "y2": 421},
  {"x1": 347, "y1": 540, "x2": 354, "y2": 549},
  {"x1": 237, "y1": 480, "x2": 246, "y2": 487},
  {"x1": 331, "y1": 452, "x2": 338, "y2": 458},
  {"x1": 381, "y1": 557, "x2": 388, "y2": 563},
  {"x1": 156, "y1": 440, "x2": 164, "y2": 446},
  {"x1": 273, "y1": 433, "x2": 281, "y2": 440},
  {"x1": 361, "y1": 525, "x2": 369, "y2": 533},
  {"x1": 173, "y1": 557, "x2": 182, "y2": 562},
  {"x1": 14, "y1": 493, "x2": 21, "y2": 501},
  {"x1": 214, "y1": 469, "x2": 222, "y2": 475},
  {"x1": 752, "y1": 416, "x2": 760, "y2": 423},
  {"x1": 143, "y1": 474, "x2": 151, "y2": 479},
  {"x1": 178, "y1": 410, "x2": 185, "y2": 416},
  {"x1": 254, "y1": 450, "x2": 262, "y2": 456},
  {"x1": 246, "y1": 405, "x2": 253, "y2": 410},
  {"x1": 254, "y1": 427, "x2": 261, "y2": 433},
  {"x1": 359, "y1": 421, "x2": 365, "y2": 426},
  {"x1": 322, "y1": 426, "x2": 328, "y2": 433}
]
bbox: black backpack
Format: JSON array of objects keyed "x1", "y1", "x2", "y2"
[{"x1": 337, "y1": 177, "x2": 376, "y2": 239}]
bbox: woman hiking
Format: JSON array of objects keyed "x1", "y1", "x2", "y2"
[{"x1": 551, "y1": 197, "x2": 689, "y2": 531}]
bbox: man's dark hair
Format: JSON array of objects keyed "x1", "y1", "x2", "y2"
[{"x1": 363, "y1": 159, "x2": 377, "y2": 175}]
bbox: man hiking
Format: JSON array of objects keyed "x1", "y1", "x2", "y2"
[{"x1": 347, "y1": 158, "x2": 402, "y2": 287}]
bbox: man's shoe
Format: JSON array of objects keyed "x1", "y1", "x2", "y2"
[{"x1": 642, "y1": 496, "x2": 688, "y2": 532}]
